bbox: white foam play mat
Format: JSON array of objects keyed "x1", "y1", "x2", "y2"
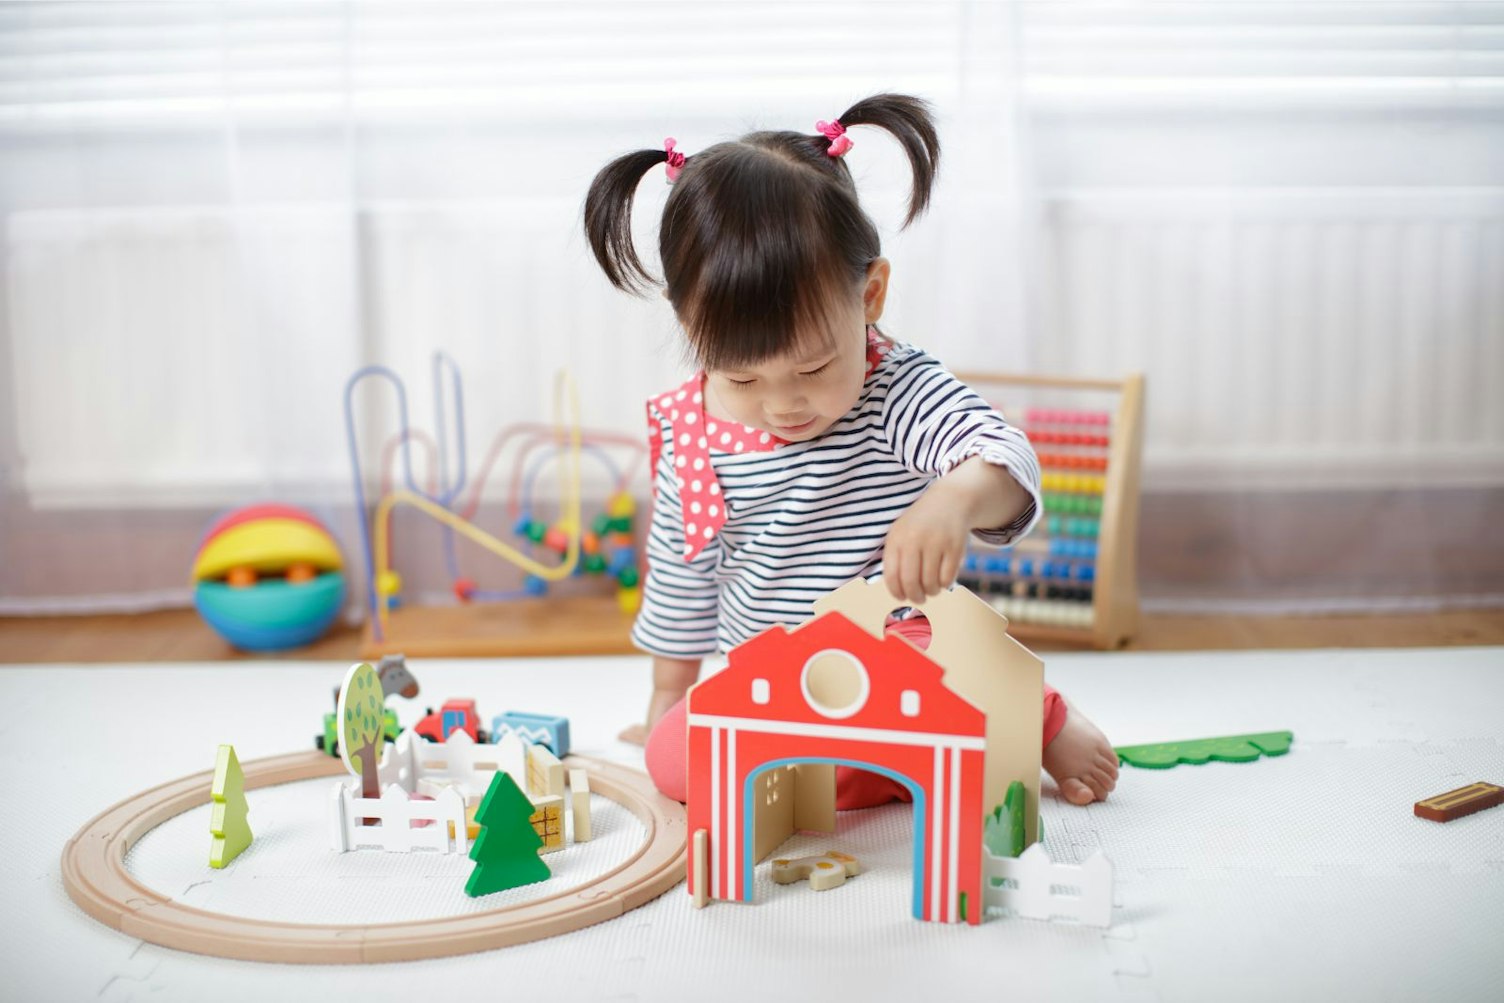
[{"x1": 5, "y1": 646, "x2": 1501, "y2": 1001}]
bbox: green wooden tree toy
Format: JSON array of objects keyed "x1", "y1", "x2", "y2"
[
  {"x1": 338, "y1": 661, "x2": 386, "y2": 800},
  {"x1": 984, "y1": 780, "x2": 1028, "y2": 858},
  {"x1": 465, "y1": 771, "x2": 552, "y2": 897},
  {"x1": 209, "y1": 744, "x2": 252, "y2": 868}
]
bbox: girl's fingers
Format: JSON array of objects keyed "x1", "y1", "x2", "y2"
[
  {"x1": 884, "y1": 547, "x2": 906, "y2": 602},
  {"x1": 938, "y1": 549, "x2": 959, "y2": 593}
]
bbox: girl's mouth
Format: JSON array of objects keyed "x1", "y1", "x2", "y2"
[{"x1": 774, "y1": 417, "x2": 817, "y2": 433}]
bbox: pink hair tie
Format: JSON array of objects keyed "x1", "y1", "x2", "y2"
[
  {"x1": 663, "y1": 137, "x2": 686, "y2": 183},
  {"x1": 815, "y1": 119, "x2": 852, "y2": 158}
]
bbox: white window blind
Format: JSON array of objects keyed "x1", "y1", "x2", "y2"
[
  {"x1": 0, "y1": 2, "x2": 974, "y2": 127},
  {"x1": 1019, "y1": 1, "x2": 1504, "y2": 109}
]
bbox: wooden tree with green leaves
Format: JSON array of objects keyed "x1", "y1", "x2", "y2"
[
  {"x1": 337, "y1": 662, "x2": 385, "y2": 800},
  {"x1": 984, "y1": 780, "x2": 1028, "y2": 858},
  {"x1": 209, "y1": 744, "x2": 252, "y2": 868},
  {"x1": 465, "y1": 771, "x2": 551, "y2": 897}
]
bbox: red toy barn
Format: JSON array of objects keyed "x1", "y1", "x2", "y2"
[{"x1": 686, "y1": 610, "x2": 990, "y2": 924}]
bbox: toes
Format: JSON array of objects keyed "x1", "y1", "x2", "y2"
[{"x1": 1060, "y1": 777, "x2": 1095, "y2": 806}]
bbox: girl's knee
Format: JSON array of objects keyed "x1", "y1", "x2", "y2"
[{"x1": 643, "y1": 696, "x2": 689, "y2": 803}]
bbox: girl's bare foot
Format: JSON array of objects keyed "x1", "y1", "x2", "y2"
[{"x1": 1042, "y1": 705, "x2": 1118, "y2": 805}]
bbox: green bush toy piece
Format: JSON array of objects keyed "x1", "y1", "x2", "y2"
[
  {"x1": 1115, "y1": 730, "x2": 1294, "y2": 769},
  {"x1": 984, "y1": 780, "x2": 1028, "y2": 858},
  {"x1": 465, "y1": 771, "x2": 552, "y2": 897},
  {"x1": 210, "y1": 744, "x2": 253, "y2": 868}
]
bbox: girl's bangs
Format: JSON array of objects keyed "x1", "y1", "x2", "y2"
[{"x1": 682, "y1": 252, "x2": 858, "y2": 372}]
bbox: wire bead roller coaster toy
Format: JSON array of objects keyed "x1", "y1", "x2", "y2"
[{"x1": 344, "y1": 352, "x2": 647, "y2": 657}]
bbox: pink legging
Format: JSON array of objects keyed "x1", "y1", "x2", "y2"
[{"x1": 643, "y1": 615, "x2": 1067, "y2": 810}]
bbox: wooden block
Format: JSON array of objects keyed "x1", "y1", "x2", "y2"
[
  {"x1": 568, "y1": 768, "x2": 592, "y2": 842},
  {"x1": 529, "y1": 794, "x2": 565, "y2": 853},
  {"x1": 1414, "y1": 781, "x2": 1504, "y2": 822},
  {"x1": 771, "y1": 851, "x2": 862, "y2": 891},
  {"x1": 692, "y1": 829, "x2": 709, "y2": 909},
  {"x1": 527, "y1": 743, "x2": 565, "y2": 798}
]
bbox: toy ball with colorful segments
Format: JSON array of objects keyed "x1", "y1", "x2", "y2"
[
  {"x1": 191, "y1": 503, "x2": 346, "y2": 651},
  {"x1": 514, "y1": 491, "x2": 641, "y2": 612}
]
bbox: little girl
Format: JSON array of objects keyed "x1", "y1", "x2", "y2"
[{"x1": 583, "y1": 93, "x2": 1117, "y2": 808}]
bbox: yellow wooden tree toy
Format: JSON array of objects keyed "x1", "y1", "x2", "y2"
[{"x1": 209, "y1": 744, "x2": 252, "y2": 868}]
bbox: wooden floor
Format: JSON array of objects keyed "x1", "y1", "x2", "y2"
[{"x1": 2, "y1": 604, "x2": 1502, "y2": 664}]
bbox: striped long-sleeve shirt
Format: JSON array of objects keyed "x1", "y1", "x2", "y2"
[{"x1": 630, "y1": 340, "x2": 1042, "y2": 659}]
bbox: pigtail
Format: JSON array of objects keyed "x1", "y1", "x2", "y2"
[
  {"x1": 833, "y1": 93, "x2": 941, "y2": 229},
  {"x1": 583, "y1": 148, "x2": 676, "y2": 294}
]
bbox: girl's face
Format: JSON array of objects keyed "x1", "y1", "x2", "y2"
[{"x1": 702, "y1": 259, "x2": 890, "y2": 442}]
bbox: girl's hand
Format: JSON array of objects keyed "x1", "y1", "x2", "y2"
[
  {"x1": 883, "y1": 481, "x2": 972, "y2": 605},
  {"x1": 883, "y1": 456, "x2": 1035, "y2": 606}
]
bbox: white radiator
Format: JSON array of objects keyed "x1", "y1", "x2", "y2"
[
  {"x1": 4, "y1": 200, "x2": 681, "y2": 508},
  {"x1": 7, "y1": 189, "x2": 1502, "y2": 506},
  {"x1": 1036, "y1": 188, "x2": 1504, "y2": 490}
]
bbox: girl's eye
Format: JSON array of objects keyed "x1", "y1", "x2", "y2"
[
  {"x1": 800, "y1": 362, "x2": 832, "y2": 377},
  {"x1": 726, "y1": 377, "x2": 755, "y2": 387}
]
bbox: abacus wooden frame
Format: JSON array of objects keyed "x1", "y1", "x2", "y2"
[{"x1": 954, "y1": 370, "x2": 1145, "y2": 650}]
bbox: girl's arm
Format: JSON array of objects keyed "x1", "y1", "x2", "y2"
[
  {"x1": 647, "y1": 654, "x2": 701, "y2": 729},
  {"x1": 885, "y1": 455, "x2": 1033, "y2": 603},
  {"x1": 880, "y1": 353, "x2": 1042, "y2": 604}
]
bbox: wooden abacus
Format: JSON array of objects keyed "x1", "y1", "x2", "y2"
[{"x1": 953, "y1": 370, "x2": 1146, "y2": 650}]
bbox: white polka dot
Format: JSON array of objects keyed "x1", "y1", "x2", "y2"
[
  {"x1": 691, "y1": 480, "x2": 702, "y2": 492},
  {"x1": 676, "y1": 390, "x2": 687, "y2": 400},
  {"x1": 720, "y1": 432, "x2": 731, "y2": 445},
  {"x1": 698, "y1": 436, "x2": 708, "y2": 448},
  {"x1": 709, "y1": 504, "x2": 719, "y2": 517},
  {"x1": 759, "y1": 432, "x2": 770, "y2": 443},
  {"x1": 703, "y1": 526, "x2": 713, "y2": 538},
  {"x1": 735, "y1": 443, "x2": 745, "y2": 453},
  {"x1": 680, "y1": 433, "x2": 690, "y2": 446},
  {"x1": 707, "y1": 422, "x2": 718, "y2": 434},
  {"x1": 693, "y1": 458, "x2": 704, "y2": 471},
  {"x1": 709, "y1": 483, "x2": 721, "y2": 495},
  {"x1": 676, "y1": 476, "x2": 685, "y2": 488},
  {"x1": 690, "y1": 501, "x2": 702, "y2": 514},
  {"x1": 659, "y1": 397, "x2": 672, "y2": 408},
  {"x1": 685, "y1": 412, "x2": 697, "y2": 425},
  {"x1": 671, "y1": 409, "x2": 680, "y2": 420},
  {"x1": 676, "y1": 455, "x2": 686, "y2": 468},
  {"x1": 687, "y1": 522, "x2": 697, "y2": 535},
  {"x1": 683, "y1": 543, "x2": 693, "y2": 556},
  {"x1": 692, "y1": 391, "x2": 703, "y2": 404}
]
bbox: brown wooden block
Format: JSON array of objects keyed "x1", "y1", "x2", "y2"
[{"x1": 1414, "y1": 781, "x2": 1503, "y2": 822}]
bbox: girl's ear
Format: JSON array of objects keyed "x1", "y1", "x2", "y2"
[{"x1": 863, "y1": 258, "x2": 891, "y2": 324}]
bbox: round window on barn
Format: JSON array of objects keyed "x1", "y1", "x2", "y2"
[{"x1": 800, "y1": 649, "x2": 870, "y2": 719}]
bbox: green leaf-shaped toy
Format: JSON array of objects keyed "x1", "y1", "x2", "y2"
[{"x1": 1115, "y1": 730, "x2": 1293, "y2": 769}]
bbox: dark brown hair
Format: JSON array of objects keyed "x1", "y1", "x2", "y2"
[{"x1": 583, "y1": 93, "x2": 940, "y2": 370}]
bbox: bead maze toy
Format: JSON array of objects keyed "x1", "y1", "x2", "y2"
[
  {"x1": 686, "y1": 577, "x2": 1115, "y2": 927},
  {"x1": 953, "y1": 371, "x2": 1145, "y2": 649},
  {"x1": 345, "y1": 353, "x2": 649, "y2": 658}
]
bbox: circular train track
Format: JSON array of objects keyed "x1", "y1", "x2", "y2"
[{"x1": 62, "y1": 750, "x2": 687, "y2": 963}]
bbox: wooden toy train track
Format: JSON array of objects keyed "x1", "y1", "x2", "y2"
[{"x1": 61, "y1": 750, "x2": 687, "y2": 963}]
